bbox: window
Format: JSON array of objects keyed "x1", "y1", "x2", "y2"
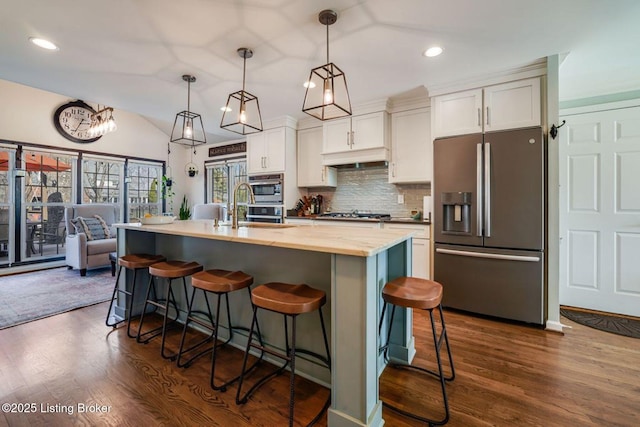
[
  {"x1": 206, "y1": 158, "x2": 247, "y2": 220},
  {"x1": 127, "y1": 161, "x2": 163, "y2": 220},
  {"x1": 82, "y1": 156, "x2": 123, "y2": 204}
]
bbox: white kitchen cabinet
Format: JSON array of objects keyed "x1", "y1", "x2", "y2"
[
  {"x1": 483, "y1": 78, "x2": 541, "y2": 132},
  {"x1": 389, "y1": 108, "x2": 432, "y2": 183},
  {"x1": 383, "y1": 222, "x2": 430, "y2": 279},
  {"x1": 322, "y1": 111, "x2": 389, "y2": 165},
  {"x1": 247, "y1": 127, "x2": 290, "y2": 174},
  {"x1": 433, "y1": 88, "x2": 483, "y2": 138},
  {"x1": 432, "y1": 77, "x2": 541, "y2": 138},
  {"x1": 297, "y1": 127, "x2": 337, "y2": 187},
  {"x1": 323, "y1": 118, "x2": 351, "y2": 154}
]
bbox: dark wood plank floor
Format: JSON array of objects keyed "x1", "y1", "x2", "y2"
[{"x1": 1, "y1": 302, "x2": 639, "y2": 426}]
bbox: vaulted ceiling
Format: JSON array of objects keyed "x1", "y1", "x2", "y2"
[{"x1": 2, "y1": 0, "x2": 639, "y2": 143}]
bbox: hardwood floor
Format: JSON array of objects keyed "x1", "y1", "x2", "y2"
[{"x1": 1, "y1": 302, "x2": 639, "y2": 426}]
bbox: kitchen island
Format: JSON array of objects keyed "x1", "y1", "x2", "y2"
[{"x1": 114, "y1": 220, "x2": 416, "y2": 427}]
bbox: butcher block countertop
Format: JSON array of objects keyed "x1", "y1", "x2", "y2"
[{"x1": 115, "y1": 219, "x2": 414, "y2": 257}]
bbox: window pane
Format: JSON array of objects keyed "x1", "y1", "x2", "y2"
[
  {"x1": 82, "y1": 158, "x2": 122, "y2": 204},
  {"x1": 128, "y1": 161, "x2": 162, "y2": 220},
  {"x1": 206, "y1": 159, "x2": 246, "y2": 221}
]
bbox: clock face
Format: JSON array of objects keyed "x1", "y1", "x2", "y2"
[{"x1": 53, "y1": 100, "x2": 102, "y2": 143}]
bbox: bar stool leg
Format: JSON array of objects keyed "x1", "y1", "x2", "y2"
[
  {"x1": 159, "y1": 277, "x2": 186, "y2": 360},
  {"x1": 288, "y1": 315, "x2": 297, "y2": 427},
  {"x1": 176, "y1": 287, "x2": 216, "y2": 368},
  {"x1": 379, "y1": 302, "x2": 455, "y2": 426},
  {"x1": 237, "y1": 308, "x2": 331, "y2": 426},
  {"x1": 136, "y1": 275, "x2": 180, "y2": 345},
  {"x1": 105, "y1": 264, "x2": 125, "y2": 328}
]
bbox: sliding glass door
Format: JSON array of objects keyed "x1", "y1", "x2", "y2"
[
  {"x1": 22, "y1": 149, "x2": 76, "y2": 260},
  {"x1": 0, "y1": 149, "x2": 15, "y2": 266}
]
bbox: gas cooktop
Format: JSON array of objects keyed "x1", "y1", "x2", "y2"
[{"x1": 318, "y1": 212, "x2": 391, "y2": 220}]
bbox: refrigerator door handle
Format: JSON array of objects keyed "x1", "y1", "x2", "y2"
[
  {"x1": 484, "y1": 142, "x2": 491, "y2": 237},
  {"x1": 476, "y1": 143, "x2": 483, "y2": 237},
  {"x1": 436, "y1": 248, "x2": 540, "y2": 262}
]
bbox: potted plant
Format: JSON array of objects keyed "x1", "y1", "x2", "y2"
[
  {"x1": 161, "y1": 175, "x2": 175, "y2": 212},
  {"x1": 179, "y1": 195, "x2": 191, "y2": 220}
]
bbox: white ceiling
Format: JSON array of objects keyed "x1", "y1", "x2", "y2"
[{"x1": 2, "y1": 0, "x2": 640, "y2": 143}]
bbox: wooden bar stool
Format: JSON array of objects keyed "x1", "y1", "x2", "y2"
[
  {"x1": 236, "y1": 282, "x2": 331, "y2": 427},
  {"x1": 136, "y1": 260, "x2": 203, "y2": 360},
  {"x1": 105, "y1": 253, "x2": 166, "y2": 338},
  {"x1": 176, "y1": 269, "x2": 264, "y2": 391},
  {"x1": 378, "y1": 277, "x2": 455, "y2": 426}
]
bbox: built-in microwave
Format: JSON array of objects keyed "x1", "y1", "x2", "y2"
[
  {"x1": 247, "y1": 204, "x2": 284, "y2": 223},
  {"x1": 249, "y1": 174, "x2": 283, "y2": 204}
]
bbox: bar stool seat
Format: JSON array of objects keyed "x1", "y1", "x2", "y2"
[
  {"x1": 105, "y1": 253, "x2": 166, "y2": 338},
  {"x1": 379, "y1": 277, "x2": 455, "y2": 426},
  {"x1": 236, "y1": 282, "x2": 331, "y2": 427},
  {"x1": 136, "y1": 260, "x2": 203, "y2": 359},
  {"x1": 176, "y1": 269, "x2": 263, "y2": 392}
]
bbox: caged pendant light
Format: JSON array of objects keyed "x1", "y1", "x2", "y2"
[
  {"x1": 302, "y1": 9, "x2": 352, "y2": 121},
  {"x1": 170, "y1": 74, "x2": 207, "y2": 147},
  {"x1": 220, "y1": 47, "x2": 263, "y2": 135}
]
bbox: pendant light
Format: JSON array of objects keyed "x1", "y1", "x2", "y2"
[
  {"x1": 170, "y1": 74, "x2": 206, "y2": 147},
  {"x1": 302, "y1": 9, "x2": 352, "y2": 121},
  {"x1": 220, "y1": 47, "x2": 263, "y2": 135}
]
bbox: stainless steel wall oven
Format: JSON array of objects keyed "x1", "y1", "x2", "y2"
[{"x1": 247, "y1": 174, "x2": 284, "y2": 223}]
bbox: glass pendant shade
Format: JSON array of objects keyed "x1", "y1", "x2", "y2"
[
  {"x1": 302, "y1": 62, "x2": 351, "y2": 120},
  {"x1": 302, "y1": 9, "x2": 352, "y2": 121},
  {"x1": 220, "y1": 90, "x2": 263, "y2": 135},
  {"x1": 220, "y1": 48, "x2": 263, "y2": 135},
  {"x1": 170, "y1": 74, "x2": 207, "y2": 147}
]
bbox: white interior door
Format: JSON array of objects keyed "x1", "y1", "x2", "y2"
[{"x1": 559, "y1": 103, "x2": 640, "y2": 317}]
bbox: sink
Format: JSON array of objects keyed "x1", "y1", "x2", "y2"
[{"x1": 239, "y1": 222, "x2": 296, "y2": 229}]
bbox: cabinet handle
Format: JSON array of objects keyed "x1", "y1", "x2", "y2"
[
  {"x1": 346, "y1": 131, "x2": 350, "y2": 146},
  {"x1": 486, "y1": 106, "x2": 490, "y2": 125},
  {"x1": 477, "y1": 108, "x2": 481, "y2": 126},
  {"x1": 392, "y1": 162, "x2": 396, "y2": 177},
  {"x1": 351, "y1": 131, "x2": 355, "y2": 146}
]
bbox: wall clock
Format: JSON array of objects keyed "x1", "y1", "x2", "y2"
[{"x1": 53, "y1": 100, "x2": 102, "y2": 143}]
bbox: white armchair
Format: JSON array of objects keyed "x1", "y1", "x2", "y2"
[
  {"x1": 192, "y1": 203, "x2": 228, "y2": 220},
  {"x1": 64, "y1": 204, "x2": 118, "y2": 276}
]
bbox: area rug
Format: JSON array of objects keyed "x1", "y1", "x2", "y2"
[
  {"x1": 0, "y1": 267, "x2": 113, "y2": 329},
  {"x1": 560, "y1": 306, "x2": 640, "y2": 339}
]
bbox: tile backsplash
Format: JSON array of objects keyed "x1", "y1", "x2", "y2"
[{"x1": 307, "y1": 165, "x2": 430, "y2": 218}]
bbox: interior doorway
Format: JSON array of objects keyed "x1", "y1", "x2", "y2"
[{"x1": 559, "y1": 101, "x2": 640, "y2": 317}]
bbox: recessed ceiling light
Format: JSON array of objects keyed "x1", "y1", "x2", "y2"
[
  {"x1": 424, "y1": 46, "x2": 443, "y2": 57},
  {"x1": 303, "y1": 81, "x2": 316, "y2": 89},
  {"x1": 220, "y1": 106, "x2": 232, "y2": 112},
  {"x1": 29, "y1": 37, "x2": 59, "y2": 51}
]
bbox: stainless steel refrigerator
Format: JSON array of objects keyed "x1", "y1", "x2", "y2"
[{"x1": 433, "y1": 127, "x2": 545, "y2": 324}]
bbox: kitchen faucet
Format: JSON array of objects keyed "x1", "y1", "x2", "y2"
[{"x1": 231, "y1": 182, "x2": 255, "y2": 229}]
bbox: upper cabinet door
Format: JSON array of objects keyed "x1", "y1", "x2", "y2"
[
  {"x1": 298, "y1": 127, "x2": 337, "y2": 187},
  {"x1": 350, "y1": 111, "x2": 387, "y2": 151},
  {"x1": 247, "y1": 128, "x2": 287, "y2": 174},
  {"x1": 389, "y1": 108, "x2": 431, "y2": 183},
  {"x1": 484, "y1": 78, "x2": 541, "y2": 132},
  {"x1": 322, "y1": 118, "x2": 351, "y2": 154},
  {"x1": 246, "y1": 132, "x2": 266, "y2": 174},
  {"x1": 264, "y1": 127, "x2": 286, "y2": 172},
  {"x1": 433, "y1": 88, "x2": 483, "y2": 138}
]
